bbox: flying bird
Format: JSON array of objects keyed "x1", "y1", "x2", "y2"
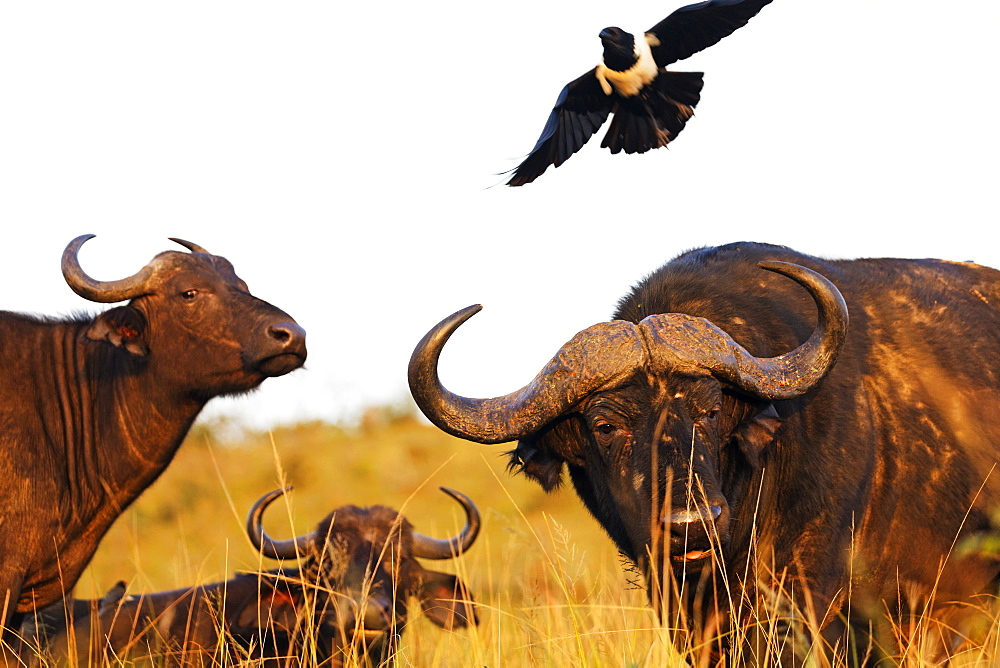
[{"x1": 505, "y1": 0, "x2": 774, "y2": 186}]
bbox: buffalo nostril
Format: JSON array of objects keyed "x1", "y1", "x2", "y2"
[
  {"x1": 269, "y1": 321, "x2": 306, "y2": 347},
  {"x1": 667, "y1": 504, "x2": 722, "y2": 526},
  {"x1": 362, "y1": 599, "x2": 392, "y2": 630}
]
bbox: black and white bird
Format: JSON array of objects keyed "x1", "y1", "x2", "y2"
[{"x1": 505, "y1": 0, "x2": 774, "y2": 186}]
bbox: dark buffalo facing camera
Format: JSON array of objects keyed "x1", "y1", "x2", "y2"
[
  {"x1": 0, "y1": 236, "x2": 306, "y2": 645},
  {"x1": 409, "y1": 242, "x2": 1000, "y2": 661},
  {"x1": 22, "y1": 487, "x2": 480, "y2": 666}
]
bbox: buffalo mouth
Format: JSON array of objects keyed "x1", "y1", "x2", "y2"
[
  {"x1": 668, "y1": 541, "x2": 717, "y2": 573},
  {"x1": 324, "y1": 625, "x2": 390, "y2": 662},
  {"x1": 255, "y1": 352, "x2": 307, "y2": 377},
  {"x1": 333, "y1": 617, "x2": 393, "y2": 657},
  {"x1": 663, "y1": 503, "x2": 723, "y2": 571},
  {"x1": 673, "y1": 548, "x2": 714, "y2": 564},
  {"x1": 357, "y1": 628, "x2": 390, "y2": 643}
]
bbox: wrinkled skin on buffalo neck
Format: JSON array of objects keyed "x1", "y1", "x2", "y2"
[
  {"x1": 0, "y1": 254, "x2": 305, "y2": 628},
  {"x1": 2, "y1": 319, "x2": 212, "y2": 613}
]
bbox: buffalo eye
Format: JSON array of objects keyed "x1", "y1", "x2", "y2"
[
  {"x1": 696, "y1": 407, "x2": 721, "y2": 427},
  {"x1": 593, "y1": 422, "x2": 620, "y2": 448},
  {"x1": 180, "y1": 289, "x2": 199, "y2": 301}
]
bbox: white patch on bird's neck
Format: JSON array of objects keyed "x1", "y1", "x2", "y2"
[{"x1": 596, "y1": 32, "x2": 659, "y2": 97}]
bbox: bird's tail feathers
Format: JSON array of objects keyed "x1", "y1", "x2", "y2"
[
  {"x1": 601, "y1": 103, "x2": 658, "y2": 154},
  {"x1": 600, "y1": 71, "x2": 703, "y2": 155}
]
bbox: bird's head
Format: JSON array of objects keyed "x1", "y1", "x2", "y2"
[{"x1": 598, "y1": 27, "x2": 638, "y2": 72}]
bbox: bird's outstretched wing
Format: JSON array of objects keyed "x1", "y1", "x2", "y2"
[
  {"x1": 647, "y1": 0, "x2": 773, "y2": 66},
  {"x1": 506, "y1": 69, "x2": 613, "y2": 186}
]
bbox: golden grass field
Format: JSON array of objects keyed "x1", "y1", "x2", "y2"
[{"x1": 46, "y1": 403, "x2": 1000, "y2": 666}]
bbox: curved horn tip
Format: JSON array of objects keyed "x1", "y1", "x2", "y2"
[
  {"x1": 262, "y1": 486, "x2": 294, "y2": 503},
  {"x1": 442, "y1": 486, "x2": 481, "y2": 542},
  {"x1": 439, "y1": 487, "x2": 470, "y2": 503},
  {"x1": 246, "y1": 486, "x2": 310, "y2": 561},
  {"x1": 408, "y1": 304, "x2": 484, "y2": 383},
  {"x1": 62, "y1": 234, "x2": 96, "y2": 256},
  {"x1": 757, "y1": 260, "x2": 838, "y2": 288},
  {"x1": 757, "y1": 261, "x2": 848, "y2": 310},
  {"x1": 411, "y1": 305, "x2": 484, "y2": 363},
  {"x1": 453, "y1": 304, "x2": 484, "y2": 323},
  {"x1": 757, "y1": 260, "x2": 805, "y2": 276},
  {"x1": 168, "y1": 238, "x2": 211, "y2": 254},
  {"x1": 741, "y1": 258, "x2": 849, "y2": 399},
  {"x1": 432, "y1": 305, "x2": 484, "y2": 340},
  {"x1": 69, "y1": 234, "x2": 97, "y2": 246},
  {"x1": 246, "y1": 486, "x2": 293, "y2": 521},
  {"x1": 409, "y1": 487, "x2": 481, "y2": 560}
]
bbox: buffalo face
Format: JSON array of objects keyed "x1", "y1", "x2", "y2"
[
  {"x1": 408, "y1": 262, "x2": 847, "y2": 597},
  {"x1": 62, "y1": 235, "x2": 306, "y2": 397},
  {"x1": 515, "y1": 371, "x2": 782, "y2": 589},
  {"x1": 247, "y1": 487, "x2": 480, "y2": 663}
]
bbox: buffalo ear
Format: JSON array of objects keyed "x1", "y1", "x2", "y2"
[
  {"x1": 417, "y1": 569, "x2": 477, "y2": 629},
  {"x1": 507, "y1": 417, "x2": 584, "y2": 492},
  {"x1": 506, "y1": 440, "x2": 565, "y2": 492},
  {"x1": 508, "y1": 417, "x2": 586, "y2": 492},
  {"x1": 86, "y1": 306, "x2": 149, "y2": 356},
  {"x1": 732, "y1": 404, "x2": 781, "y2": 466},
  {"x1": 234, "y1": 576, "x2": 299, "y2": 632}
]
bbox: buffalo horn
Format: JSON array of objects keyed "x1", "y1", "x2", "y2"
[
  {"x1": 641, "y1": 261, "x2": 848, "y2": 400},
  {"x1": 61, "y1": 235, "x2": 159, "y2": 304},
  {"x1": 411, "y1": 488, "x2": 482, "y2": 560},
  {"x1": 408, "y1": 305, "x2": 647, "y2": 444},
  {"x1": 408, "y1": 263, "x2": 848, "y2": 444},
  {"x1": 168, "y1": 238, "x2": 211, "y2": 254},
  {"x1": 246, "y1": 487, "x2": 316, "y2": 560}
]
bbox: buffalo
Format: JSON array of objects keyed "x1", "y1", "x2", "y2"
[
  {"x1": 21, "y1": 486, "x2": 480, "y2": 666},
  {"x1": 0, "y1": 236, "x2": 306, "y2": 645},
  {"x1": 409, "y1": 242, "x2": 1000, "y2": 661}
]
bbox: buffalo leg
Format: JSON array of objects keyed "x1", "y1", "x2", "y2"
[{"x1": 0, "y1": 575, "x2": 25, "y2": 665}]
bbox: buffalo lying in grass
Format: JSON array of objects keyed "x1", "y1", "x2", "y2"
[{"x1": 21, "y1": 487, "x2": 480, "y2": 665}]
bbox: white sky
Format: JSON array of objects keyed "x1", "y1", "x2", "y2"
[{"x1": 1, "y1": 1, "x2": 997, "y2": 430}]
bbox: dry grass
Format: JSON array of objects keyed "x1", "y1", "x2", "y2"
[{"x1": 21, "y1": 404, "x2": 999, "y2": 666}]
